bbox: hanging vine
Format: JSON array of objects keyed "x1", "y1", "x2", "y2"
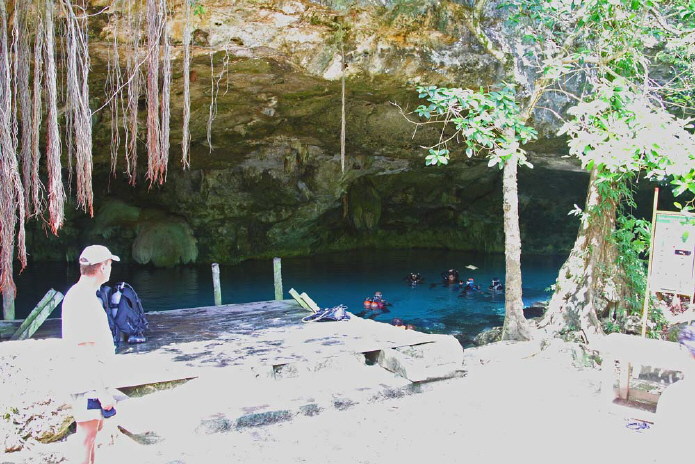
[
  {"x1": 181, "y1": 0, "x2": 191, "y2": 168},
  {"x1": 158, "y1": 0, "x2": 171, "y2": 183},
  {"x1": 0, "y1": 0, "x2": 197, "y2": 317},
  {"x1": 206, "y1": 46, "x2": 229, "y2": 152},
  {"x1": 29, "y1": 21, "x2": 44, "y2": 216},
  {"x1": 14, "y1": 0, "x2": 33, "y2": 217},
  {"x1": 0, "y1": 0, "x2": 27, "y2": 304},
  {"x1": 44, "y1": 0, "x2": 65, "y2": 235},
  {"x1": 329, "y1": 18, "x2": 351, "y2": 174},
  {"x1": 107, "y1": 1, "x2": 123, "y2": 177},
  {"x1": 64, "y1": 0, "x2": 93, "y2": 215},
  {"x1": 145, "y1": 0, "x2": 162, "y2": 183},
  {"x1": 125, "y1": 0, "x2": 143, "y2": 185}
]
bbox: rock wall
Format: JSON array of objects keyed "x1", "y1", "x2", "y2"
[{"x1": 25, "y1": 0, "x2": 588, "y2": 266}]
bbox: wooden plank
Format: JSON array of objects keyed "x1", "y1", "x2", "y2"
[
  {"x1": 627, "y1": 388, "x2": 661, "y2": 405},
  {"x1": 11, "y1": 289, "x2": 64, "y2": 341},
  {"x1": 288, "y1": 288, "x2": 312, "y2": 312},
  {"x1": 299, "y1": 292, "x2": 321, "y2": 313}
]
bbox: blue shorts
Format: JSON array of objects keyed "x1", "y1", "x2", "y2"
[{"x1": 70, "y1": 391, "x2": 104, "y2": 422}]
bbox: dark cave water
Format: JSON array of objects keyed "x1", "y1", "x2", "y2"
[{"x1": 8, "y1": 249, "x2": 565, "y2": 345}]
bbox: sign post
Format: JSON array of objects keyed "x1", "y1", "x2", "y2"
[{"x1": 641, "y1": 189, "x2": 695, "y2": 336}]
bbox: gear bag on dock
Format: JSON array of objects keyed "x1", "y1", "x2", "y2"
[{"x1": 97, "y1": 282, "x2": 149, "y2": 345}]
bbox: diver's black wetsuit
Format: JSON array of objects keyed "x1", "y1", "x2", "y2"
[
  {"x1": 405, "y1": 273, "x2": 424, "y2": 286},
  {"x1": 441, "y1": 269, "x2": 460, "y2": 285}
]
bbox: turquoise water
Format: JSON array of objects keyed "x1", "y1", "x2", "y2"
[{"x1": 9, "y1": 249, "x2": 564, "y2": 345}]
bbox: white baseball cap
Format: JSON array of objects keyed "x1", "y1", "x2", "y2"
[{"x1": 78, "y1": 245, "x2": 120, "y2": 265}]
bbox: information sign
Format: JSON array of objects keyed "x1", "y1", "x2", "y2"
[{"x1": 649, "y1": 212, "x2": 695, "y2": 297}]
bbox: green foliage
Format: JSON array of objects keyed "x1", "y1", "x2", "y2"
[
  {"x1": 647, "y1": 303, "x2": 670, "y2": 339},
  {"x1": 414, "y1": 84, "x2": 538, "y2": 168},
  {"x1": 672, "y1": 170, "x2": 695, "y2": 204},
  {"x1": 561, "y1": 78, "x2": 695, "y2": 335},
  {"x1": 601, "y1": 209, "x2": 671, "y2": 338},
  {"x1": 328, "y1": 18, "x2": 351, "y2": 45},
  {"x1": 190, "y1": 0, "x2": 206, "y2": 17},
  {"x1": 560, "y1": 78, "x2": 695, "y2": 211},
  {"x1": 411, "y1": 0, "x2": 695, "y2": 338},
  {"x1": 425, "y1": 148, "x2": 450, "y2": 166},
  {"x1": 612, "y1": 212, "x2": 649, "y2": 307},
  {"x1": 504, "y1": 0, "x2": 695, "y2": 88},
  {"x1": 602, "y1": 319, "x2": 622, "y2": 334}
]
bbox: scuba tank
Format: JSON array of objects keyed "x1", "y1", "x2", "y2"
[
  {"x1": 371, "y1": 293, "x2": 385, "y2": 310},
  {"x1": 109, "y1": 285, "x2": 123, "y2": 318}
]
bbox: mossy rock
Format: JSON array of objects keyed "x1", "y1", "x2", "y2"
[
  {"x1": 92, "y1": 199, "x2": 142, "y2": 235},
  {"x1": 348, "y1": 178, "x2": 382, "y2": 231},
  {"x1": 119, "y1": 379, "x2": 191, "y2": 398},
  {"x1": 133, "y1": 218, "x2": 198, "y2": 267},
  {"x1": 473, "y1": 327, "x2": 502, "y2": 346}
]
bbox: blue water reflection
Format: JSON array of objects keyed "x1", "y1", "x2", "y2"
[{"x1": 9, "y1": 249, "x2": 564, "y2": 344}]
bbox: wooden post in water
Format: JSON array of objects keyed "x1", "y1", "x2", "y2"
[
  {"x1": 2, "y1": 290, "x2": 15, "y2": 320},
  {"x1": 273, "y1": 257, "x2": 283, "y2": 301},
  {"x1": 212, "y1": 263, "x2": 222, "y2": 306}
]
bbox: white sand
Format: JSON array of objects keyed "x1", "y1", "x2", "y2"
[{"x1": 7, "y1": 339, "x2": 664, "y2": 464}]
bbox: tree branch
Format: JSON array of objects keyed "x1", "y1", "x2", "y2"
[
  {"x1": 649, "y1": 7, "x2": 695, "y2": 36},
  {"x1": 462, "y1": 0, "x2": 506, "y2": 63}
]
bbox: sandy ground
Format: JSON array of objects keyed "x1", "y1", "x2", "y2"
[{"x1": 4, "y1": 339, "x2": 665, "y2": 464}]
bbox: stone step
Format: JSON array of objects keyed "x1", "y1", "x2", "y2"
[{"x1": 113, "y1": 351, "x2": 464, "y2": 442}]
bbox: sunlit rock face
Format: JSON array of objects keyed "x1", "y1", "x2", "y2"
[{"x1": 26, "y1": 0, "x2": 588, "y2": 265}]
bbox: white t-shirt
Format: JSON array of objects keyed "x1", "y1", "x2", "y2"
[{"x1": 61, "y1": 280, "x2": 116, "y2": 394}]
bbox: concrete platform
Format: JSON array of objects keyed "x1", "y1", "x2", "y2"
[
  {"x1": 1, "y1": 299, "x2": 464, "y2": 389},
  {"x1": 1, "y1": 299, "x2": 465, "y2": 445}
]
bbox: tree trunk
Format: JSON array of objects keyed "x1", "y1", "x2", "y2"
[
  {"x1": 501, "y1": 153, "x2": 533, "y2": 341},
  {"x1": 539, "y1": 168, "x2": 624, "y2": 342}
]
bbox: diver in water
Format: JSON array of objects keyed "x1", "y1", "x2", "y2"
[
  {"x1": 371, "y1": 291, "x2": 386, "y2": 308},
  {"x1": 390, "y1": 318, "x2": 415, "y2": 330},
  {"x1": 405, "y1": 272, "x2": 424, "y2": 286},
  {"x1": 489, "y1": 277, "x2": 505, "y2": 292},
  {"x1": 357, "y1": 291, "x2": 391, "y2": 319},
  {"x1": 459, "y1": 277, "x2": 481, "y2": 296},
  {"x1": 441, "y1": 269, "x2": 460, "y2": 286}
]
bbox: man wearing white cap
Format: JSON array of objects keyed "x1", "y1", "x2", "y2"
[{"x1": 62, "y1": 245, "x2": 120, "y2": 464}]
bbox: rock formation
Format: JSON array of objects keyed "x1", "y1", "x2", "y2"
[{"x1": 26, "y1": 0, "x2": 589, "y2": 265}]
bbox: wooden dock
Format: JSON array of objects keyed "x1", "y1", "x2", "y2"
[{"x1": 1, "y1": 299, "x2": 464, "y2": 389}]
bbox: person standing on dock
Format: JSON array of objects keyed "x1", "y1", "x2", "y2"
[{"x1": 62, "y1": 245, "x2": 120, "y2": 464}]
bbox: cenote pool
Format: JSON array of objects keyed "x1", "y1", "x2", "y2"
[{"x1": 9, "y1": 249, "x2": 566, "y2": 345}]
